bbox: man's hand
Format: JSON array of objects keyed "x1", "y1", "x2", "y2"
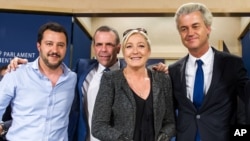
[
  {"x1": 0, "y1": 124, "x2": 3, "y2": 135},
  {"x1": 157, "y1": 133, "x2": 170, "y2": 141},
  {"x1": 152, "y1": 62, "x2": 168, "y2": 74},
  {"x1": 7, "y1": 57, "x2": 28, "y2": 72}
]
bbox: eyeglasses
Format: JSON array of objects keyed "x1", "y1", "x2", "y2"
[{"x1": 123, "y1": 28, "x2": 148, "y2": 37}]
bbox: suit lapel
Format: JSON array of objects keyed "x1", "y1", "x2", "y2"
[
  {"x1": 180, "y1": 56, "x2": 198, "y2": 110},
  {"x1": 199, "y1": 48, "x2": 227, "y2": 111},
  {"x1": 176, "y1": 48, "x2": 225, "y2": 111},
  {"x1": 119, "y1": 69, "x2": 137, "y2": 108},
  {"x1": 179, "y1": 55, "x2": 190, "y2": 98},
  {"x1": 203, "y1": 49, "x2": 224, "y2": 103},
  {"x1": 151, "y1": 71, "x2": 161, "y2": 123},
  {"x1": 78, "y1": 61, "x2": 98, "y2": 94},
  {"x1": 77, "y1": 60, "x2": 99, "y2": 116},
  {"x1": 180, "y1": 57, "x2": 188, "y2": 94},
  {"x1": 170, "y1": 55, "x2": 196, "y2": 110},
  {"x1": 79, "y1": 60, "x2": 98, "y2": 81}
]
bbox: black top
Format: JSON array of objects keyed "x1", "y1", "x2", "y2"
[
  {"x1": 133, "y1": 72, "x2": 154, "y2": 141},
  {"x1": 2, "y1": 104, "x2": 11, "y2": 121},
  {"x1": 0, "y1": 104, "x2": 12, "y2": 141}
]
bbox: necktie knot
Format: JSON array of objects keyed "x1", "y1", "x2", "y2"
[
  {"x1": 103, "y1": 68, "x2": 110, "y2": 72},
  {"x1": 196, "y1": 59, "x2": 203, "y2": 67}
]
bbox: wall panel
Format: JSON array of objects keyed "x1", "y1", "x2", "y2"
[{"x1": 0, "y1": 12, "x2": 73, "y2": 67}]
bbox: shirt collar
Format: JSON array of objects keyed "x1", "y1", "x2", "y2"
[
  {"x1": 32, "y1": 57, "x2": 70, "y2": 76},
  {"x1": 97, "y1": 60, "x2": 120, "y2": 73},
  {"x1": 188, "y1": 47, "x2": 214, "y2": 66}
]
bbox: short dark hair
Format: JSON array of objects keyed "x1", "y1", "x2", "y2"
[
  {"x1": 0, "y1": 65, "x2": 8, "y2": 80},
  {"x1": 0, "y1": 65, "x2": 7, "y2": 72},
  {"x1": 93, "y1": 25, "x2": 120, "y2": 45},
  {"x1": 37, "y1": 22, "x2": 68, "y2": 44}
]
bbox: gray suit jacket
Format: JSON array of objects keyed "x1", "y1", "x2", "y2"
[{"x1": 92, "y1": 68, "x2": 176, "y2": 141}]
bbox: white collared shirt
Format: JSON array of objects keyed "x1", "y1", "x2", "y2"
[
  {"x1": 185, "y1": 47, "x2": 214, "y2": 101},
  {"x1": 83, "y1": 61, "x2": 120, "y2": 141}
]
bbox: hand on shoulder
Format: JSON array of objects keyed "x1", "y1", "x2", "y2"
[{"x1": 6, "y1": 57, "x2": 28, "y2": 72}]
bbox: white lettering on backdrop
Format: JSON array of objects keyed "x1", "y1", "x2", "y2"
[{"x1": 0, "y1": 50, "x2": 36, "y2": 63}]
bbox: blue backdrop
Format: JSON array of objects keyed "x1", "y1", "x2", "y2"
[
  {"x1": 0, "y1": 12, "x2": 91, "y2": 69},
  {"x1": 241, "y1": 30, "x2": 250, "y2": 77},
  {"x1": 71, "y1": 19, "x2": 91, "y2": 68}
]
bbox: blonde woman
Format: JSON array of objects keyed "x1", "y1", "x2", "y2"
[{"x1": 92, "y1": 28, "x2": 175, "y2": 141}]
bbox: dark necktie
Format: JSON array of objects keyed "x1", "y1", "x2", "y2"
[
  {"x1": 193, "y1": 59, "x2": 204, "y2": 141},
  {"x1": 103, "y1": 68, "x2": 110, "y2": 72},
  {"x1": 193, "y1": 59, "x2": 204, "y2": 109}
]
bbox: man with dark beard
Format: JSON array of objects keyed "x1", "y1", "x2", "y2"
[
  {"x1": 7, "y1": 25, "x2": 169, "y2": 141},
  {"x1": 0, "y1": 22, "x2": 77, "y2": 141}
]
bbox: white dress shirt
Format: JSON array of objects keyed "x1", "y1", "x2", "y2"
[
  {"x1": 83, "y1": 61, "x2": 120, "y2": 141},
  {"x1": 185, "y1": 47, "x2": 214, "y2": 102}
]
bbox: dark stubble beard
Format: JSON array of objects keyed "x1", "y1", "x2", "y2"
[{"x1": 40, "y1": 53, "x2": 62, "y2": 70}]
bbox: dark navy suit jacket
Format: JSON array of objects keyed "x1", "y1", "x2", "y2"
[
  {"x1": 68, "y1": 59, "x2": 125, "y2": 141},
  {"x1": 68, "y1": 59, "x2": 98, "y2": 141},
  {"x1": 168, "y1": 47, "x2": 249, "y2": 141},
  {"x1": 245, "y1": 80, "x2": 250, "y2": 124}
]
